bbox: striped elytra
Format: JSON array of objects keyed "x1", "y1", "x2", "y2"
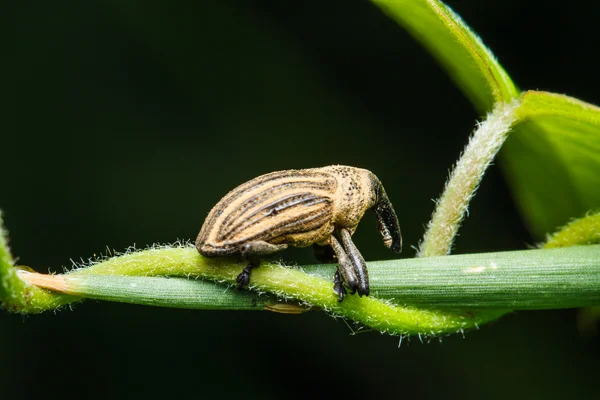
[{"x1": 195, "y1": 165, "x2": 402, "y2": 301}]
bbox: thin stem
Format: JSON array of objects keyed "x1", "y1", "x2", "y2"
[
  {"x1": 11, "y1": 245, "x2": 505, "y2": 335},
  {"x1": 9, "y1": 244, "x2": 600, "y2": 335},
  {"x1": 70, "y1": 246, "x2": 508, "y2": 335},
  {"x1": 419, "y1": 101, "x2": 519, "y2": 257},
  {"x1": 363, "y1": 245, "x2": 600, "y2": 309},
  {"x1": 18, "y1": 245, "x2": 600, "y2": 311},
  {"x1": 1, "y1": 211, "x2": 76, "y2": 313},
  {"x1": 20, "y1": 272, "x2": 293, "y2": 312},
  {"x1": 544, "y1": 211, "x2": 600, "y2": 249}
]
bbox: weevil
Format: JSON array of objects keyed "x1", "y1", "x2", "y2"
[{"x1": 195, "y1": 165, "x2": 401, "y2": 302}]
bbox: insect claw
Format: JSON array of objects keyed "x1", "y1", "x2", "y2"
[
  {"x1": 357, "y1": 285, "x2": 369, "y2": 297},
  {"x1": 333, "y1": 270, "x2": 347, "y2": 302},
  {"x1": 335, "y1": 286, "x2": 346, "y2": 303},
  {"x1": 236, "y1": 264, "x2": 253, "y2": 290}
]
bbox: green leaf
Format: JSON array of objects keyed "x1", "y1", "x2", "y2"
[
  {"x1": 502, "y1": 91, "x2": 600, "y2": 238},
  {"x1": 371, "y1": 0, "x2": 519, "y2": 111},
  {"x1": 21, "y1": 273, "x2": 280, "y2": 311}
]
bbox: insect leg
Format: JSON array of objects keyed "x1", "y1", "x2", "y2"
[
  {"x1": 330, "y1": 235, "x2": 358, "y2": 302},
  {"x1": 236, "y1": 241, "x2": 288, "y2": 290},
  {"x1": 338, "y1": 228, "x2": 369, "y2": 297},
  {"x1": 333, "y1": 269, "x2": 346, "y2": 303},
  {"x1": 236, "y1": 263, "x2": 255, "y2": 290}
]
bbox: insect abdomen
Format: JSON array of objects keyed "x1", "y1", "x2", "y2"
[{"x1": 196, "y1": 169, "x2": 337, "y2": 256}]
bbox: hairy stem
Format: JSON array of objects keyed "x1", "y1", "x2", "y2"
[
  {"x1": 21, "y1": 246, "x2": 506, "y2": 335},
  {"x1": 419, "y1": 101, "x2": 520, "y2": 257},
  {"x1": 544, "y1": 211, "x2": 600, "y2": 249},
  {"x1": 18, "y1": 245, "x2": 600, "y2": 311},
  {"x1": 7, "y1": 244, "x2": 600, "y2": 336},
  {"x1": 1, "y1": 211, "x2": 76, "y2": 312}
]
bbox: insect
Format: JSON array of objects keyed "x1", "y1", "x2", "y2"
[{"x1": 195, "y1": 165, "x2": 401, "y2": 302}]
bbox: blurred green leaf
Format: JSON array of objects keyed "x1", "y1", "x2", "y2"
[
  {"x1": 372, "y1": 0, "x2": 519, "y2": 111},
  {"x1": 502, "y1": 92, "x2": 600, "y2": 238}
]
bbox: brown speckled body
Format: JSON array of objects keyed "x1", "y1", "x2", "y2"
[
  {"x1": 195, "y1": 165, "x2": 401, "y2": 301},
  {"x1": 196, "y1": 166, "x2": 378, "y2": 256}
]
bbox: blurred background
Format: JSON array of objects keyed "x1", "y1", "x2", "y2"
[{"x1": 2, "y1": 1, "x2": 599, "y2": 399}]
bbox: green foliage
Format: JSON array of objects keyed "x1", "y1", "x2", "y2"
[
  {"x1": 372, "y1": 0, "x2": 519, "y2": 110},
  {"x1": 505, "y1": 92, "x2": 600, "y2": 237},
  {"x1": 373, "y1": 1, "x2": 600, "y2": 240}
]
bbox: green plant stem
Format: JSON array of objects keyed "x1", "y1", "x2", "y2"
[
  {"x1": 68, "y1": 245, "x2": 600, "y2": 309},
  {"x1": 544, "y1": 211, "x2": 600, "y2": 249},
  {"x1": 418, "y1": 91, "x2": 600, "y2": 257},
  {"x1": 8, "y1": 244, "x2": 600, "y2": 335},
  {"x1": 18, "y1": 273, "x2": 281, "y2": 311},
  {"x1": 362, "y1": 245, "x2": 600, "y2": 309},
  {"x1": 0, "y1": 211, "x2": 76, "y2": 313},
  {"x1": 60, "y1": 247, "x2": 506, "y2": 335},
  {"x1": 419, "y1": 101, "x2": 519, "y2": 257},
  {"x1": 22, "y1": 245, "x2": 600, "y2": 310},
  {"x1": 13, "y1": 252, "x2": 504, "y2": 335}
]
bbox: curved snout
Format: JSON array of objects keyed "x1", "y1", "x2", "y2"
[{"x1": 373, "y1": 182, "x2": 402, "y2": 253}]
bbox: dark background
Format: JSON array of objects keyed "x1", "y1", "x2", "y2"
[{"x1": 2, "y1": 1, "x2": 599, "y2": 399}]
